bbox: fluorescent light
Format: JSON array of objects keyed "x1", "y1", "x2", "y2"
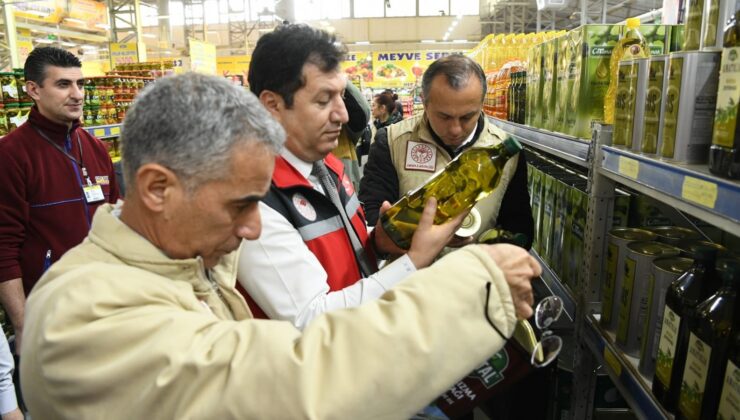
[
  {"x1": 157, "y1": 15, "x2": 170, "y2": 19},
  {"x1": 23, "y1": 10, "x2": 50, "y2": 17},
  {"x1": 451, "y1": 20, "x2": 458, "y2": 27},
  {"x1": 142, "y1": 33, "x2": 156, "y2": 38},
  {"x1": 421, "y1": 39, "x2": 436, "y2": 43},
  {"x1": 457, "y1": 12, "x2": 463, "y2": 19},
  {"x1": 80, "y1": 44, "x2": 98, "y2": 50},
  {"x1": 64, "y1": 18, "x2": 86, "y2": 25},
  {"x1": 355, "y1": 41, "x2": 370, "y2": 45},
  {"x1": 452, "y1": 39, "x2": 468, "y2": 43},
  {"x1": 60, "y1": 41, "x2": 77, "y2": 47},
  {"x1": 34, "y1": 38, "x2": 54, "y2": 44},
  {"x1": 95, "y1": 23, "x2": 110, "y2": 29}
]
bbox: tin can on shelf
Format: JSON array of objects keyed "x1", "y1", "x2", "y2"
[
  {"x1": 612, "y1": 60, "x2": 635, "y2": 147},
  {"x1": 660, "y1": 51, "x2": 721, "y2": 163},
  {"x1": 647, "y1": 226, "x2": 702, "y2": 246},
  {"x1": 616, "y1": 241, "x2": 681, "y2": 357},
  {"x1": 631, "y1": 57, "x2": 650, "y2": 152},
  {"x1": 641, "y1": 55, "x2": 669, "y2": 154},
  {"x1": 677, "y1": 239, "x2": 729, "y2": 258},
  {"x1": 602, "y1": 228, "x2": 658, "y2": 332},
  {"x1": 638, "y1": 256, "x2": 693, "y2": 377},
  {"x1": 701, "y1": 0, "x2": 737, "y2": 51}
]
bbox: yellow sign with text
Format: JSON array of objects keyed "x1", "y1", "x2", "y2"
[
  {"x1": 342, "y1": 51, "x2": 466, "y2": 89},
  {"x1": 189, "y1": 38, "x2": 217, "y2": 75},
  {"x1": 14, "y1": 0, "x2": 64, "y2": 24},
  {"x1": 67, "y1": 0, "x2": 108, "y2": 31},
  {"x1": 110, "y1": 42, "x2": 139, "y2": 66},
  {"x1": 217, "y1": 55, "x2": 251, "y2": 77}
]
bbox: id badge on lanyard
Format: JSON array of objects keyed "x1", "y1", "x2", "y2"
[{"x1": 81, "y1": 167, "x2": 105, "y2": 203}]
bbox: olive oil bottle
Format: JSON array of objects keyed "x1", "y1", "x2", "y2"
[
  {"x1": 381, "y1": 138, "x2": 523, "y2": 250},
  {"x1": 717, "y1": 293, "x2": 740, "y2": 420},
  {"x1": 676, "y1": 261, "x2": 738, "y2": 420},
  {"x1": 605, "y1": 18, "x2": 651, "y2": 124},
  {"x1": 709, "y1": 10, "x2": 740, "y2": 179},
  {"x1": 652, "y1": 247, "x2": 721, "y2": 412}
]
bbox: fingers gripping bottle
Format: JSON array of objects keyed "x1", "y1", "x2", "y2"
[
  {"x1": 381, "y1": 138, "x2": 523, "y2": 250},
  {"x1": 604, "y1": 18, "x2": 651, "y2": 124}
]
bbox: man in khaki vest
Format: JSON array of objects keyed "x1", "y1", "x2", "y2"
[{"x1": 360, "y1": 55, "x2": 534, "y2": 247}]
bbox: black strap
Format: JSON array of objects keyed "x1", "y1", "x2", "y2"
[{"x1": 33, "y1": 126, "x2": 91, "y2": 184}]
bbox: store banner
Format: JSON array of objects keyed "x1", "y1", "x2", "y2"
[
  {"x1": 110, "y1": 42, "x2": 139, "y2": 66},
  {"x1": 342, "y1": 50, "x2": 466, "y2": 89},
  {"x1": 217, "y1": 55, "x2": 251, "y2": 77},
  {"x1": 13, "y1": 0, "x2": 64, "y2": 24},
  {"x1": 67, "y1": 0, "x2": 108, "y2": 31},
  {"x1": 188, "y1": 38, "x2": 217, "y2": 75},
  {"x1": 81, "y1": 59, "x2": 110, "y2": 77}
]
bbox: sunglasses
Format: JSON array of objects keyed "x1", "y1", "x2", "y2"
[{"x1": 486, "y1": 286, "x2": 564, "y2": 368}]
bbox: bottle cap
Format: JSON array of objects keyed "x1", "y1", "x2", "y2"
[
  {"x1": 693, "y1": 245, "x2": 718, "y2": 262},
  {"x1": 626, "y1": 18, "x2": 640, "y2": 29},
  {"x1": 502, "y1": 137, "x2": 523, "y2": 155},
  {"x1": 456, "y1": 207, "x2": 481, "y2": 237}
]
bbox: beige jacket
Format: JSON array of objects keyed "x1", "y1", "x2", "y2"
[
  {"x1": 387, "y1": 113, "x2": 518, "y2": 238},
  {"x1": 21, "y1": 204, "x2": 517, "y2": 420}
]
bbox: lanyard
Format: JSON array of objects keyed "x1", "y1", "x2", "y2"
[{"x1": 33, "y1": 126, "x2": 93, "y2": 185}]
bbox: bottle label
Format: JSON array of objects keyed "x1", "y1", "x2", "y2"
[
  {"x1": 718, "y1": 359, "x2": 740, "y2": 420},
  {"x1": 642, "y1": 59, "x2": 665, "y2": 154},
  {"x1": 616, "y1": 257, "x2": 636, "y2": 343},
  {"x1": 712, "y1": 47, "x2": 740, "y2": 148},
  {"x1": 602, "y1": 243, "x2": 619, "y2": 324},
  {"x1": 640, "y1": 273, "x2": 656, "y2": 360},
  {"x1": 661, "y1": 57, "x2": 684, "y2": 158},
  {"x1": 655, "y1": 306, "x2": 681, "y2": 387},
  {"x1": 678, "y1": 332, "x2": 712, "y2": 420}
]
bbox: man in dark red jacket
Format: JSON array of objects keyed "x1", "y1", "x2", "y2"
[{"x1": 0, "y1": 47, "x2": 119, "y2": 353}]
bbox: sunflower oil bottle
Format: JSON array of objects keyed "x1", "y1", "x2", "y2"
[{"x1": 605, "y1": 18, "x2": 651, "y2": 124}]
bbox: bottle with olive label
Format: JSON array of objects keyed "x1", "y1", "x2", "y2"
[
  {"x1": 716, "y1": 298, "x2": 740, "y2": 420},
  {"x1": 676, "y1": 261, "x2": 738, "y2": 420},
  {"x1": 381, "y1": 138, "x2": 523, "y2": 250},
  {"x1": 652, "y1": 247, "x2": 721, "y2": 412}
]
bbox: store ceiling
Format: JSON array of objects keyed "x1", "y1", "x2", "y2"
[{"x1": 480, "y1": 0, "x2": 664, "y2": 34}]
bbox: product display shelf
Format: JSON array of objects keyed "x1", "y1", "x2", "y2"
[
  {"x1": 84, "y1": 124, "x2": 122, "y2": 139},
  {"x1": 599, "y1": 145, "x2": 740, "y2": 234},
  {"x1": 530, "y1": 249, "x2": 576, "y2": 323},
  {"x1": 488, "y1": 117, "x2": 591, "y2": 168},
  {"x1": 582, "y1": 314, "x2": 671, "y2": 420}
]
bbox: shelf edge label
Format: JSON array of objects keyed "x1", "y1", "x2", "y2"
[
  {"x1": 681, "y1": 176, "x2": 718, "y2": 209},
  {"x1": 110, "y1": 126, "x2": 121, "y2": 136},
  {"x1": 603, "y1": 346, "x2": 623, "y2": 376},
  {"x1": 618, "y1": 156, "x2": 640, "y2": 179}
]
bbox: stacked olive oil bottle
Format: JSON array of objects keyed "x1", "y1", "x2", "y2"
[{"x1": 652, "y1": 247, "x2": 740, "y2": 419}]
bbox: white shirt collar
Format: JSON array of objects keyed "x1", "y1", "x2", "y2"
[{"x1": 280, "y1": 147, "x2": 314, "y2": 180}]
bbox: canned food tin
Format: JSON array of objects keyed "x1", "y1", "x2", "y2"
[
  {"x1": 631, "y1": 58, "x2": 650, "y2": 152},
  {"x1": 701, "y1": 0, "x2": 737, "y2": 51},
  {"x1": 641, "y1": 56, "x2": 669, "y2": 155},
  {"x1": 660, "y1": 51, "x2": 721, "y2": 163},
  {"x1": 616, "y1": 241, "x2": 681, "y2": 356},
  {"x1": 638, "y1": 257, "x2": 693, "y2": 377},
  {"x1": 648, "y1": 226, "x2": 702, "y2": 246},
  {"x1": 601, "y1": 228, "x2": 658, "y2": 331},
  {"x1": 677, "y1": 239, "x2": 729, "y2": 258}
]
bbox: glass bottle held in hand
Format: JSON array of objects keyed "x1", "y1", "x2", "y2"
[{"x1": 381, "y1": 137, "x2": 523, "y2": 250}]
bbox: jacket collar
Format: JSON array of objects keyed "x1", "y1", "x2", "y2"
[
  {"x1": 272, "y1": 151, "x2": 344, "y2": 189},
  {"x1": 28, "y1": 106, "x2": 82, "y2": 143},
  {"x1": 87, "y1": 204, "x2": 239, "y2": 293},
  {"x1": 425, "y1": 112, "x2": 486, "y2": 158}
]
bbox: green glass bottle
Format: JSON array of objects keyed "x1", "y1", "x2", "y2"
[
  {"x1": 716, "y1": 293, "x2": 740, "y2": 420},
  {"x1": 381, "y1": 138, "x2": 523, "y2": 250},
  {"x1": 709, "y1": 10, "x2": 740, "y2": 179},
  {"x1": 652, "y1": 247, "x2": 721, "y2": 412},
  {"x1": 676, "y1": 261, "x2": 738, "y2": 420},
  {"x1": 517, "y1": 70, "x2": 527, "y2": 124}
]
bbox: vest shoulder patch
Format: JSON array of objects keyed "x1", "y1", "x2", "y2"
[{"x1": 405, "y1": 141, "x2": 437, "y2": 172}]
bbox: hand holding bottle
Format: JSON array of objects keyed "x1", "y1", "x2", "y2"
[{"x1": 373, "y1": 198, "x2": 468, "y2": 269}]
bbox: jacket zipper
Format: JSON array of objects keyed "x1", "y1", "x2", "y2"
[
  {"x1": 42, "y1": 249, "x2": 52, "y2": 274},
  {"x1": 197, "y1": 258, "x2": 234, "y2": 319}
]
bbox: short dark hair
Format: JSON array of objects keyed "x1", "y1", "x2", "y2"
[
  {"x1": 24, "y1": 47, "x2": 82, "y2": 86},
  {"x1": 374, "y1": 93, "x2": 395, "y2": 115},
  {"x1": 248, "y1": 24, "x2": 346, "y2": 108},
  {"x1": 421, "y1": 54, "x2": 486, "y2": 104}
]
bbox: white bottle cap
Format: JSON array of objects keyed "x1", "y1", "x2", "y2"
[{"x1": 455, "y1": 207, "x2": 481, "y2": 238}]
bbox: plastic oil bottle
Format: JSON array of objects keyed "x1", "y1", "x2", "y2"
[{"x1": 604, "y1": 18, "x2": 651, "y2": 124}]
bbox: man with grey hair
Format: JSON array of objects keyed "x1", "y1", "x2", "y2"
[
  {"x1": 18, "y1": 72, "x2": 540, "y2": 419},
  {"x1": 360, "y1": 54, "x2": 534, "y2": 249}
]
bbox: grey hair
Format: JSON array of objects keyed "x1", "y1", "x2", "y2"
[
  {"x1": 120, "y1": 72, "x2": 285, "y2": 191},
  {"x1": 421, "y1": 54, "x2": 487, "y2": 104}
]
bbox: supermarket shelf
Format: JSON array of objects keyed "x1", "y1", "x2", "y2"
[
  {"x1": 530, "y1": 249, "x2": 575, "y2": 323},
  {"x1": 84, "y1": 124, "x2": 122, "y2": 139},
  {"x1": 582, "y1": 314, "x2": 671, "y2": 420},
  {"x1": 599, "y1": 145, "x2": 740, "y2": 233},
  {"x1": 488, "y1": 117, "x2": 592, "y2": 168}
]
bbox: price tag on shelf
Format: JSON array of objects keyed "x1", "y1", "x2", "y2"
[
  {"x1": 618, "y1": 156, "x2": 640, "y2": 179},
  {"x1": 681, "y1": 176, "x2": 718, "y2": 209},
  {"x1": 93, "y1": 128, "x2": 106, "y2": 138},
  {"x1": 603, "y1": 346, "x2": 622, "y2": 376},
  {"x1": 111, "y1": 126, "x2": 121, "y2": 136}
]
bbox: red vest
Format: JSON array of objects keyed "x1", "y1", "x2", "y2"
[{"x1": 241, "y1": 154, "x2": 376, "y2": 318}]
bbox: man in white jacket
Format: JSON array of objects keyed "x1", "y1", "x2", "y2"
[{"x1": 20, "y1": 72, "x2": 540, "y2": 419}]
